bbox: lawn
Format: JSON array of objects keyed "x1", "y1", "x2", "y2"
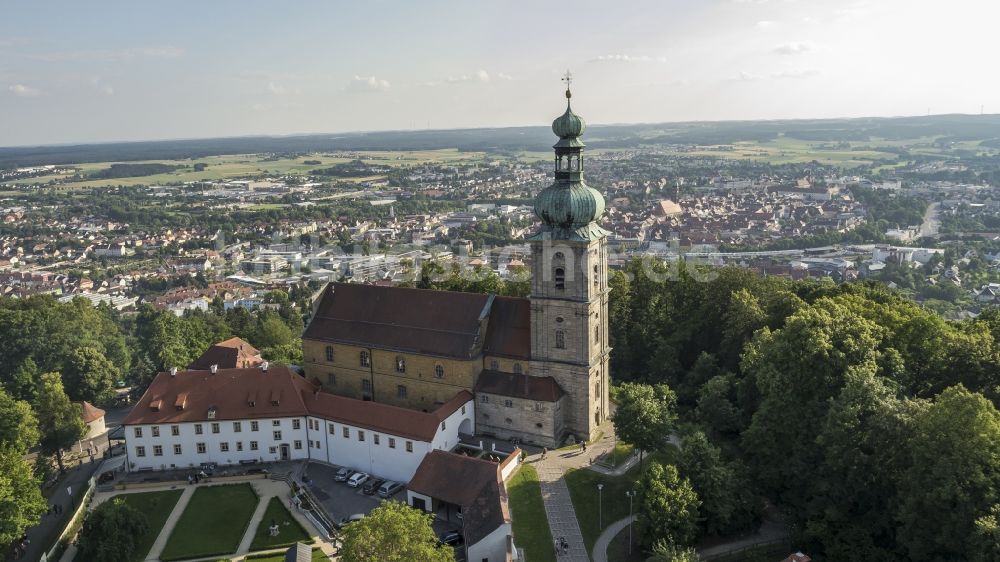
[
  {"x1": 160, "y1": 483, "x2": 260, "y2": 561},
  {"x1": 115, "y1": 489, "x2": 185, "y2": 562},
  {"x1": 249, "y1": 497, "x2": 313, "y2": 551},
  {"x1": 507, "y1": 464, "x2": 555, "y2": 562},
  {"x1": 564, "y1": 447, "x2": 678, "y2": 554}
]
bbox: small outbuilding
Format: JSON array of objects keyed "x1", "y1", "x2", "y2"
[{"x1": 78, "y1": 401, "x2": 106, "y2": 440}]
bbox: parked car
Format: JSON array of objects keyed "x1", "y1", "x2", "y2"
[
  {"x1": 338, "y1": 513, "x2": 365, "y2": 529},
  {"x1": 362, "y1": 478, "x2": 385, "y2": 495},
  {"x1": 378, "y1": 480, "x2": 404, "y2": 498},
  {"x1": 347, "y1": 472, "x2": 370, "y2": 488},
  {"x1": 439, "y1": 530, "x2": 464, "y2": 546},
  {"x1": 333, "y1": 467, "x2": 353, "y2": 482}
]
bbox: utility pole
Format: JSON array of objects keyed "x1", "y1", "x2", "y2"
[
  {"x1": 597, "y1": 483, "x2": 604, "y2": 531},
  {"x1": 626, "y1": 490, "x2": 637, "y2": 555}
]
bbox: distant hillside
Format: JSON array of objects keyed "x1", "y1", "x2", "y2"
[{"x1": 2, "y1": 113, "x2": 999, "y2": 169}]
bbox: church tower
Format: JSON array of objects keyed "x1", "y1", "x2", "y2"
[{"x1": 529, "y1": 74, "x2": 611, "y2": 443}]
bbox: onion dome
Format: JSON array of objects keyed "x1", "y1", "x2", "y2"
[
  {"x1": 552, "y1": 91, "x2": 586, "y2": 139},
  {"x1": 534, "y1": 181, "x2": 606, "y2": 230}
]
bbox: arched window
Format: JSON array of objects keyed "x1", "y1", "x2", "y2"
[
  {"x1": 593, "y1": 265, "x2": 600, "y2": 288},
  {"x1": 594, "y1": 325, "x2": 600, "y2": 344},
  {"x1": 360, "y1": 351, "x2": 370, "y2": 367},
  {"x1": 513, "y1": 363, "x2": 522, "y2": 374},
  {"x1": 555, "y1": 267, "x2": 565, "y2": 290},
  {"x1": 325, "y1": 346, "x2": 334, "y2": 362},
  {"x1": 553, "y1": 252, "x2": 566, "y2": 290},
  {"x1": 434, "y1": 365, "x2": 444, "y2": 379},
  {"x1": 395, "y1": 356, "x2": 405, "y2": 373},
  {"x1": 555, "y1": 330, "x2": 566, "y2": 349}
]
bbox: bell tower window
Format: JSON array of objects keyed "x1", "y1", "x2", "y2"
[
  {"x1": 555, "y1": 268, "x2": 565, "y2": 290},
  {"x1": 555, "y1": 330, "x2": 565, "y2": 349}
]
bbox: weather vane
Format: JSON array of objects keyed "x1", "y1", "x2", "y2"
[{"x1": 562, "y1": 69, "x2": 573, "y2": 98}]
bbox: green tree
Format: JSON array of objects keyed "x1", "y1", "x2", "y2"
[
  {"x1": 638, "y1": 462, "x2": 700, "y2": 550},
  {"x1": 0, "y1": 447, "x2": 47, "y2": 546},
  {"x1": 677, "y1": 431, "x2": 761, "y2": 536},
  {"x1": 76, "y1": 497, "x2": 149, "y2": 562},
  {"x1": 65, "y1": 346, "x2": 119, "y2": 405},
  {"x1": 256, "y1": 315, "x2": 294, "y2": 349},
  {"x1": 895, "y1": 385, "x2": 1000, "y2": 561},
  {"x1": 611, "y1": 382, "x2": 677, "y2": 467},
  {"x1": 0, "y1": 387, "x2": 40, "y2": 452},
  {"x1": 695, "y1": 374, "x2": 741, "y2": 435},
  {"x1": 35, "y1": 372, "x2": 87, "y2": 471},
  {"x1": 648, "y1": 541, "x2": 700, "y2": 562},
  {"x1": 339, "y1": 501, "x2": 455, "y2": 562}
]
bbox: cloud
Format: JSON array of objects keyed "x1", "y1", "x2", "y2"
[
  {"x1": 8, "y1": 84, "x2": 42, "y2": 97},
  {"x1": 756, "y1": 20, "x2": 774, "y2": 29},
  {"x1": 267, "y1": 81, "x2": 287, "y2": 95},
  {"x1": 497, "y1": 72, "x2": 513, "y2": 80},
  {"x1": 773, "y1": 41, "x2": 816, "y2": 55},
  {"x1": 346, "y1": 75, "x2": 390, "y2": 92},
  {"x1": 589, "y1": 54, "x2": 667, "y2": 63},
  {"x1": 729, "y1": 71, "x2": 762, "y2": 82},
  {"x1": 445, "y1": 69, "x2": 493, "y2": 83},
  {"x1": 29, "y1": 46, "x2": 185, "y2": 62},
  {"x1": 771, "y1": 68, "x2": 820, "y2": 79},
  {"x1": 90, "y1": 78, "x2": 114, "y2": 95}
]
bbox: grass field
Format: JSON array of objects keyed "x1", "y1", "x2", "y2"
[
  {"x1": 115, "y1": 489, "x2": 185, "y2": 562},
  {"x1": 4, "y1": 149, "x2": 485, "y2": 189},
  {"x1": 508, "y1": 464, "x2": 556, "y2": 562},
  {"x1": 160, "y1": 483, "x2": 260, "y2": 561},
  {"x1": 564, "y1": 447, "x2": 678, "y2": 554},
  {"x1": 249, "y1": 497, "x2": 313, "y2": 551}
]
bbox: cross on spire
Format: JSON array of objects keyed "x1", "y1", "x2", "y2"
[{"x1": 562, "y1": 69, "x2": 573, "y2": 99}]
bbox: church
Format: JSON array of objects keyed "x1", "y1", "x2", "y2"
[{"x1": 303, "y1": 83, "x2": 611, "y2": 448}]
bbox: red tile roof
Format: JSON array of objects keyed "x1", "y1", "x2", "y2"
[
  {"x1": 303, "y1": 283, "x2": 531, "y2": 360},
  {"x1": 124, "y1": 367, "x2": 314, "y2": 425},
  {"x1": 123, "y1": 366, "x2": 472, "y2": 444},
  {"x1": 300, "y1": 389, "x2": 472, "y2": 442},
  {"x1": 483, "y1": 296, "x2": 531, "y2": 360},
  {"x1": 189, "y1": 337, "x2": 263, "y2": 370},
  {"x1": 475, "y1": 371, "x2": 564, "y2": 402},
  {"x1": 78, "y1": 401, "x2": 105, "y2": 424}
]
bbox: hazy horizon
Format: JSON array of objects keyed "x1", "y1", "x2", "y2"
[{"x1": 3, "y1": 0, "x2": 998, "y2": 146}]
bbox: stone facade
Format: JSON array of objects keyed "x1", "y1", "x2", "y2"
[
  {"x1": 528, "y1": 237, "x2": 610, "y2": 442},
  {"x1": 303, "y1": 339, "x2": 480, "y2": 411},
  {"x1": 475, "y1": 392, "x2": 564, "y2": 446}
]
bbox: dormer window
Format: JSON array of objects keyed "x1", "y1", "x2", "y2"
[{"x1": 207, "y1": 406, "x2": 217, "y2": 420}]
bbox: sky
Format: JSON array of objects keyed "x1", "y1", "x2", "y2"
[{"x1": 1, "y1": 0, "x2": 998, "y2": 146}]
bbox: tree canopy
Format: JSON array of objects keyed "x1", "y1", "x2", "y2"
[{"x1": 339, "y1": 501, "x2": 455, "y2": 562}]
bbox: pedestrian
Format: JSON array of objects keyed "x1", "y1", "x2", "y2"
[
  {"x1": 583, "y1": 441, "x2": 587, "y2": 452},
  {"x1": 541, "y1": 447, "x2": 547, "y2": 459}
]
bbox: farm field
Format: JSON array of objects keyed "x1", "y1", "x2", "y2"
[{"x1": 4, "y1": 149, "x2": 485, "y2": 189}]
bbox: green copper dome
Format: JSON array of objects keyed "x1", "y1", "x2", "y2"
[
  {"x1": 531, "y1": 82, "x2": 610, "y2": 242},
  {"x1": 534, "y1": 181, "x2": 605, "y2": 230},
  {"x1": 552, "y1": 103, "x2": 586, "y2": 139}
]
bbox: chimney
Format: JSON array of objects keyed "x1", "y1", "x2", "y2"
[
  {"x1": 261, "y1": 361, "x2": 269, "y2": 372},
  {"x1": 170, "y1": 367, "x2": 178, "y2": 377},
  {"x1": 210, "y1": 364, "x2": 218, "y2": 374}
]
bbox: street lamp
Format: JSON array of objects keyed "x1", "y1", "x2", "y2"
[
  {"x1": 597, "y1": 483, "x2": 604, "y2": 530},
  {"x1": 625, "y1": 490, "x2": 637, "y2": 555}
]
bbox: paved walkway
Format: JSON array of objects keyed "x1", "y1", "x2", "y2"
[
  {"x1": 592, "y1": 515, "x2": 636, "y2": 562},
  {"x1": 15, "y1": 460, "x2": 99, "y2": 562},
  {"x1": 83, "y1": 469, "x2": 338, "y2": 562},
  {"x1": 145, "y1": 486, "x2": 195, "y2": 561},
  {"x1": 530, "y1": 424, "x2": 620, "y2": 562}
]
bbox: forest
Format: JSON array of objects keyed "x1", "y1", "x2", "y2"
[{"x1": 607, "y1": 259, "x2": 1000, "y2": 560}]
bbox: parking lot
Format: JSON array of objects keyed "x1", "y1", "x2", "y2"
[{"x1": 302, "y1": 461, "x2": 465, "y2": 557}]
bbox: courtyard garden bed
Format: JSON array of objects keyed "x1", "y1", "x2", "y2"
[{"x1": 250, "y1": 496, "x2": 313, "y2": 551}]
